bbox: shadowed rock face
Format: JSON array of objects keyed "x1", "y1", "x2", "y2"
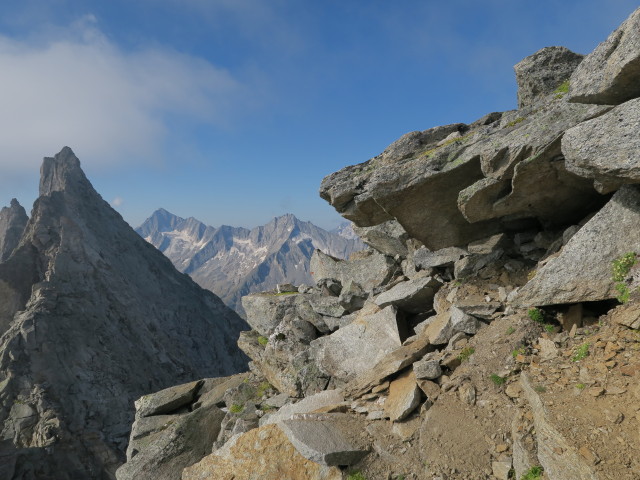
[
  {"x1": 0, "y1": 147, "x2": 248, "y2": 479},
  {"x1": 0, "y1": 199, "x2": 28, "y2": 262}
]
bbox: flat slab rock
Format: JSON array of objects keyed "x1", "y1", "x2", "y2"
[
  {"x1": 384, "y1": 369, "x2": 421, "y2": 421},
  {"x1": 279, "y1": 413, "x2": 369, "y2": 466},
  {"x1": 563, "y1": 98, "x2": 640, "y2": 186},
  {"x1": 261, "y1": 389, "x2": 345, "y2": 426},
  {"x1": 374, "y1": 275, "x2": 442, "y2": 314},
  {"x1": 182, "y1": 424, "x2": 342, "y2": 480},
  {"x1": 569, "y1": 7, "x2": 640, "y2": 105},
  {"x1": 134, "y1": 380, "x2": 202, "y2": 418},
  {"x1": 515, "y1": 185, "x2": 640, "y2": 306}
]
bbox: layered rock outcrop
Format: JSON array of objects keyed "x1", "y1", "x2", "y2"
[
  {"x1": 117, "y1": 7, "x2": 640, "y2": 480},
  {"x1": 0, "y1": 147, "x2": 248, "y2": 479}
]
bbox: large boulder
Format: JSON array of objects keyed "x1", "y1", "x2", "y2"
[
  {"x1": 310, "y1": 249, "x2": 397, "y2": 291},
  {"x1": 310, "y1": 305, "x2": 404, "y2": 382},
  {"x1": 514, "y1": 46, "x2": 584, "y2": 109},
  {"x1": 515, "y1": 185, "x2": 640, "y2": 306},
  {"x1": 563, "y1": 98, "x2": 640, "y2": 189},
  {"x1": 279, "y1": 414, "x2": 369, "y2": 466},
  {"x1": 182, "y1": 424, "x2": 342, "y2": 480},
  {"x1": 374, "y1": 275, "x2": 443, "y2": 313},
  {"x1": 352, "y1": 220, "x2": 410, "y2": 257},
  {"x1": 569, "y1": 7, "x2": 640, "y2": 105}
]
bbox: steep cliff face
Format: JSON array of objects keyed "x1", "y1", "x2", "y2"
[
  {"x1": 137, "y1": 210, "x2": 365, "y2": 316},
  {"x1": 0, "y1": 147, "x2": 248, "y2": 479}
]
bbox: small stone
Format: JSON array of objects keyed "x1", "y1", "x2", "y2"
[
  {"x1": 492, "y1": 459, "x2": 512, "y2": 480},
  {"x1": 413, "y1": 359, "x2": 442, "y2": 380},
  {"x1": 605, "y1": 386, "x2": 627, "y2": 395},
  {"x1": 372, "y1": 382, "x2": 390, "y2": 394},
  {"x1": 588, "y1": 387, "x2": 605, "y2": 397},
  {"x1": 495, "y1": 443, "x2": 508, "y2": 453},
  {"x1": 578, "y1": 446, "x2": 599, "y2": 465},
  {"x1": 505, "y1": 383, "x2": 522, "y2": 399}
]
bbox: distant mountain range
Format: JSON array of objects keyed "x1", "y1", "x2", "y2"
[{"x1": 136, "y1": 210, "x2": 366, "y2": 315}]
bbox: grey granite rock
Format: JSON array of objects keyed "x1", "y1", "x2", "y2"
[
  {"x1": 563, "y1": 98, "x2": 640, "y2": 186},
  {"x1": 374, "y1": 276, "x2": 443, "y2": 314},
  {"x1": 311, "y1": 306, "x2": 403, "y2": 382},
  {"x1": 514, "y1": 46, "x2": 583, "y2": 108},
  {"x1": 569, "y1": 7, "x2": 640, "y2": 105},
  {"x1": 279, "y1": 414, "x2": 369, "y2": 466},
  {"x1": 310, "y1": 248, "x2": 398, "y2": 292},
  {"x1": 352, "y1": 219, "x2": 410, "y2": 257},
  {"x1": 515, "y1": 185, "x2": 640, "y2": 306}
]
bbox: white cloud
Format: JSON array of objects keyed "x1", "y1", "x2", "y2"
[
  {"x1": 112, "y1": 196, "x2": 124, "y2": 207},
  {"x1": 0, "y1": 14, "x2": 245, "y2": 174}
]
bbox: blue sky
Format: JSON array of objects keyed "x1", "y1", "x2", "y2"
[{"x1": 0, "y1": 0, "x2": 637, "y2": 230}]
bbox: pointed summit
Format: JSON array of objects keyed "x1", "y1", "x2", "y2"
[
  {"x1": 0, "y1": 198, "x2": 28, "y2": 262},
  {"x1": 0, "y1": 148, "x2": 248, "y2": 477},
  {"x1": 39, "y1": 146, "x2": 90, "y2": 197}
]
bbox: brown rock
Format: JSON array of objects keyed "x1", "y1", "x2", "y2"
[
  {"x1": 182, "y1": 424, "x2": 342, "y2": 480},
  {"x1": 587, "y1": 387, "x2": 605, "y2": 397},
  {"x1": 384, "y1": 370, "x2": 421, "y2": 422},
  {"x1": 417, "y1": 379, "x2": 441, "y2": 401}
]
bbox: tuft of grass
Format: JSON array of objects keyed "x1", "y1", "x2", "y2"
[
  {"x1": 506, "y1": 326, "x2": 516, "y2": 335},
  {"x1": 521, "y1": 465, "x2": 544, "y2": 480},
  {"x1": 576, "y1": 383, "x2": 586, "y2": 390},
  {"x1": 544, "y1": 324, "x2": 555, "y2": 333},
  {"x1": 572, "y1": 342, "x2": 590, "y2": 362},
  {"x1": 257, "y1": 336, "x2": 268, "y2": 347},
  {"x1": 458, "y1": 346, "x2": 475, "y2": 362},
  {"x1": 512, "y1": 346, "x2": 526, "y2": 359},
  {"x1": 506, "y1": 117, "x2": 525, "y2": 128},
  {"x1": 527, "y1": 270, "x2": 537, "y2": 281},
  {"x1": 554, "y1": 80, "x2": 570, "y2": 94},
  {"x1": 612, "y1": 252, "x2": 637, "y2": 303},
  {"x1": 528, "y1": 308, "x2": 544, "y2": 323},
  {"x1": 489, "y1": 374, "x2": 506, "y2": 386},
  {"x1": 229, "y1": 404, "x2": 244, "y2": 414},
  {"x1": 534, "y1": 385, "x2": 547, "y2": 393},
  {"x1": 346, "y1": 472, "x2": 367, "y2": 480},
  {"x1": 256, "y1": 381, "x2": 272, "y2": 398}
]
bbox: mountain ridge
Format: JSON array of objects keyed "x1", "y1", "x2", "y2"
[{"x1": 137, "y1": 210, "x2": 365, "y2": 315}]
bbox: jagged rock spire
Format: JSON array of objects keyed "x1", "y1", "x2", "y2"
[{"x1": 0, "y1": 197, "x2": 28, "y2": 262}]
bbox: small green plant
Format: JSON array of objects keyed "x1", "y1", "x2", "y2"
[
  {"x1": 527, "y1": 270, "x2": 537, "y2": 281},
  {"x1": 572, "y1": 342, "x2": 590, "y2": 362},
  {"x1": 489, "y1": 374, "x2": 506, "y2": 386},
  {"x1": 612, "y1": 252, "x2": 637, "y2": 303},
  {"x1": 554, "y1": 80, "x2": 570, "y2": 98},
  {"x1": 528, "y1": 308, "x2": 544, "y2": 323},
  {"x1": 512, "y1": 346, "x2": 526, "y2": 358},
  {"x1": 544, "y1": 324, "x2": 555, "y2": 333},
  {"x1": 506, "y1": 326, "x2": 515, "y2": 335},
  {"x1": 257, "y1": 336, "x2": 268, "y2": 347},
  {"x1": 346, "y1": 472, "x2": 366, "y2": 480},
  {"x1": 256, "y1": 381, "x2": 272, "y2": 398},
  {"x1": 458, "y1": 346, "x2": 475, "y2": 362},
  {"x1": 534, "y1": 385, "x2": 547, "y2": 393},
  {"x1": 229, "y1": 403, "x2": 244, "y2": 414},
  {"x1": 576, "y1": 383, "x2": 586, "y2": 390},
  {"x1": 506, "y1": 116, "x2": 525, "y2": 128},
  {"x1": 521, "y1": 465, "x2": 544, "y2": 480}
]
